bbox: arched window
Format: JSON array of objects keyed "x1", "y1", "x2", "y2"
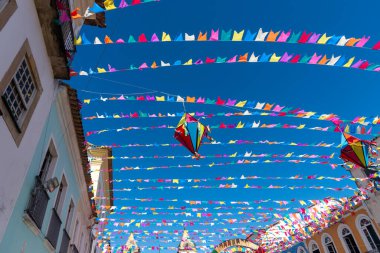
[
  {"x1": 297, "y1": 246, "x2": 306, "y2": 253},
  {"x1": 309, "y1": 241, "x2": 320, "y2": 253},
  {"x1": 341, "y1": 227, "x2": 360, "y2": 253},
  {"x1": 360, "y1": 217, "x2": 380, "y2": 250},
  {"x1": 323, "y1": 235, "x2": 337, "y2": 253}
]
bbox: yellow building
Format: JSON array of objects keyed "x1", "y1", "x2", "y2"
[{"x1": 305, "y1": 203, "x2": 380, "y2": 253}]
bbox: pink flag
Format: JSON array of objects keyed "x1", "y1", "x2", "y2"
[
  {"x1": 108, "y1": 64, "x2": 116, "y2": 72},
  {"x1": 119, "y1": 0, "x2": 128, "y2": 8},
  {"x1": 116, "y1": 39, "x2": 125, "y2": 43},
  {"x1": 272, "y1": 105, "x2": 285, "y2": 112},
  {"x1": 151, "y1": 33, "x2": 159, "y2": 42},
  {"x1": 226, "y1": 99, "x2": 236, "y2": 106},
  {"x1": 309, "y1": 53, "x2": 322, "y2": 64},
  {"x1": 139, "y1": 63, "x2": 148, "y2": 70},
  {"x1": 307, "y1": 33, "x2": 321, "y2": 44},
  {"x1": 355, "y1": 36, "x2": 370, "y2": 47},
  {"x1": 209, "y1": 29, "x2": 219, "y2": 41},
  {"x1": 277, "y1": 30, "x2": 291, "y2": 42},
  {"x1": 279, "y1": 52, "x2": 293, "y2": 63},
  {"x1": 196, "y1": 97, "x2": 205, "y2": 103},
  {"x1": 227, "y1": 55, "x2": 237, "y2": 63}
]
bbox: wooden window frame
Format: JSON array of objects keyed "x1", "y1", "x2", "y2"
[
  {"x1": 0, "y1": 0, "x2": 17, "y2": 31},
  {"x1": 0, "y1": 39, "x2": 43, "y2": 146}
]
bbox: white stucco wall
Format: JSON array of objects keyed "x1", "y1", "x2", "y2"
[{"x1": 0, "y1": 0, "x2": 58, "y2": 241}]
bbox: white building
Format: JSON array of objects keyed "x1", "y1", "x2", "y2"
[
  {"x1": 0, "y1": 0, "x2": 106, "y2": 251},
  {"x1": 88, "y1": 147, "x2": 114, "y2": 253}
]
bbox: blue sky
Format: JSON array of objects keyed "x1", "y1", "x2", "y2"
[{"x1": 69, "y1": 0, "x2": 380, "y2": 251}]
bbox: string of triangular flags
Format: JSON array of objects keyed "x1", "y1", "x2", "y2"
[
  {"x1": 81, "y1": 94, "x2": 380, "y2": 126},
  {"x1": 69, "y1": 0, "x2": 159, "y2": 20},
  {"x1": 88, "y1": 151, "x2": 335, "y2": 160},
  {"x1": 75, "y1": 28, "x2": 380, "y2": 51},
  {"x1": 85, "y1": 120, "x2": 375, "y2": 137},
  {"x1": 88, "y1": 158, "x2": 338, "y2": 172},
  {"x1": 70, "y1": 51, "x2": 380, "y2": 78}
]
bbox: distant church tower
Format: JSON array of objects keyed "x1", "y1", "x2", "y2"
[
  {"x1": 178, "y1": 230, "x2": 197, "y2": 253},
  {"x1": 121, "y1": 233, "x2": 141, "y2": 253}
]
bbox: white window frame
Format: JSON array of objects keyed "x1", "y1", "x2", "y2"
[
  {"x1": 39, "y1": 139, "x2": 58, "y2": 183},
  {"x1": 356, "y1": 214, "x2": 380, "y2": 251},
  {"x1": 2, "y1": 57, "x2": 37, "y2": 127},
  {"x1": 322, "y1": 233, "x2": 338, "y2": 253},
  {"x1": 54, "y1": 174, "x2": 68, "y2": 217},
  {"x1": 308, "y1": 240, "x2": 320, "y2": 253},
  {"x1": 297, "y1": 246, "x2": 306, "y2": 253},
  {"x1": 338, "y1": 224, "x2": 360, "y2": 253}
]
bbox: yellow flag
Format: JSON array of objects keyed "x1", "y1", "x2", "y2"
[
  {"x1": 162, "y1": 32, "x2": 171, "y2": 42},
  {"x1": 156, "y1": 96, "x2": 165, "y2": 101},
  {"x1": 75, "y1": 36, "x2": 82, "y2": 45},
  {"x1": 97, "y1": 68, "x2": 106, "y2": 73},
  {"x1": 232, "y1": 30, "x2": 244, "y2": 41},
  {"x1": 183, "y1": 59, "x2": 193, "y2": 65},
  {"x1": 235, "y1": 100, "x2": 247, "y2": 107},
  {"x1": 343, "y1": 57, "x2": 355, "y2": 67},
  {"x1": 104, "y1": 0, "x2": 116, "y2": 10},
  {"x1": 269, "y1": 53, "x2": 281, "y2": 62},
  {"x1": 317, "y1": 33, "x2": 331, "y2": 44},
  {"x1": 236, "y1": 121, "x2": 244, "y2": 128}
]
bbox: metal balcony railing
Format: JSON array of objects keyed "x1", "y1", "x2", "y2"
[
  {"x1": 59, "y1": 229, "x2": 70, "y2": 253},
  {"x1": 25, "y1": 176, "x2": 50, "y2": 229},
  {"x1": 55, "y1": 0, "x2": 76, "y2": 61},
  {"x1": 46, "y1": 208, "x2": 62, "y2": 248},
  {"x1": 70, "y1": 244, "x2": 80, "y2": 253}
]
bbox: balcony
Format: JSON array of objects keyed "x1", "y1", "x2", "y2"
[
  {"x1": 46, "y1": 208, "x2": 62, "y2": 248},
  {"x1": 25, "y1": 177, "x2": 50, "y2": 229},
  {"x1": 34, "y1": 0, "x2": 76, "y2": 80},
  {"x1": 59, "y1": 229, "x2": 70, "y2": 253}
]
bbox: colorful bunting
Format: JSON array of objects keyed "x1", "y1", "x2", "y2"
[{"x1": 75, "y1": 28, "x2": 378, "y2": 50}]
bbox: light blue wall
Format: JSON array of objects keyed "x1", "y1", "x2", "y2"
[
  {"x1": 280, "y1": 242, "x2": 309, "y2": 253},
  {"x1": 0, "y1": 99, "x2": 86, "y2": 252}
]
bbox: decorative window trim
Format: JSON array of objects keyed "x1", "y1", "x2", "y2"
[
  {"x1": 338, "y1": 224, "x2": 360, "y2": 253},
  {"x1": 0, "y1": 0, "x2": 17, "y2": 31},
  {"x1": 355, "y1": 214, "x2": 380, "y2": 251},
  {"x1": 322, "y1": 233, "x2": 338, "y2": 253},
  {"x1": 308, "y1": 240, "x2": 320, "y2": 253},
  {"x1": 297, "y1": 246, "x2": 306, "y2": 253},
  {"x1": 0, "y1": 39, "x2": 43, "y2": 146}
]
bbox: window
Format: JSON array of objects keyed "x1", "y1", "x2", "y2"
[
  {"x1": 39, "y1": 150, "x2": 53, "y2": 182},
  {"x1": 323, "y1": 235, "x2": 337, "y2": 253},
  {"x1": 39, "y1": 141, "x2": 57, "y2": 182},
  {"x1": 342, "y1": 227, "x2": 360, "y2": 253},
  {"x1": 65, "y1": 200, "x2": 75, "y2": 232},
  {"x1": 297, "y1": 247, "x2": 306, "y2": 253},
  {"x1": 0, "y1": 0, "x2": 17, "y2": 31},
  {"x1": 2, "y1": 58, "x2": 37, "y2": 126},
  {"x1": 360, "y1": 218, "x2": 380, "y2": 250},
  {"x1": 25, "y1": 141, "x2": 57, "y2": 229},
  {"x1": 54, "y1": 175, "x2": 67, "y2": 216},
  {"x1": 0, "y1": 40, "x2": 42, "y2": 146},
  {"x1": 310, "y1": 242, "x2": 320, "y2": 253}
]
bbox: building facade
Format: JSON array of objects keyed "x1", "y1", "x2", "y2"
[
  {"x1": 0, "y1": 0, "x2": 71, "y2": 243},
  {"x1": 0, "y1": 0, "x2": 106, "y2": 251},
  {"x1": 0, "y1": 84, "x2": 96, "y2": 252},
  {"x1": 304, "y1": 205, "x2": 380, "y2": 253},
  {"x1": 88, "y1": 147, "x2": 114, "y2": 253}
]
